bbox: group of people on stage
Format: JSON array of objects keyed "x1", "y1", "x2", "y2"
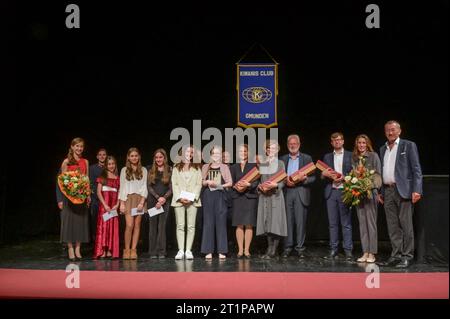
[{"x1": 56, "y1": 120, "x2": 422, "y2": 268}]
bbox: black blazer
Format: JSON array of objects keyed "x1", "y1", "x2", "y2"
[
  {"x1": 230, "y1": 162, "x2": 259, "y2": 199},
  {"x1": 280, "y1": 152, "x2": 316, "y2": 206}
]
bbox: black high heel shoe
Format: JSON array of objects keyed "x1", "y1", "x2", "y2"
[
  {"x1": 68, "y1": 248, "x2": 76, "y2": 262},
  {"x1": 75, "y1": 249, "x2": 83, "y2": 261}
]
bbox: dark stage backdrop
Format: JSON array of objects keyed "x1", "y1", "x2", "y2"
[{"x1": 2, "y1": 1, "x2": 448, "y2": 260}]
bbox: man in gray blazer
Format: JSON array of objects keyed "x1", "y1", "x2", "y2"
[
  {"x1": 379, "y1": 120, "x2": 423, "y2": 268},
  {"x1": 281, "y1": 134, "x2": 316, "y2": 258}
]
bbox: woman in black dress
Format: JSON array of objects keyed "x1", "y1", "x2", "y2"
[{"x1": 230, "y1": 144, "x2": 259, "y2": 258}]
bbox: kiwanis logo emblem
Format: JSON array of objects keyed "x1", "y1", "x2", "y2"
[{"x1": 242, "y1": 87, "x2": 273, "y2": 104}]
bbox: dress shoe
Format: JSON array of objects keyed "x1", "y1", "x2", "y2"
[
  {"x1": 67, "y1": 247, "x2": 76, "y2": 262},
  {"x1": 344, "y1": 251, "x2": 353, "y2": 261},
  {"x1": 395, "y1": 258, "x2": 410, "y2": 268},
  {"x1": 323, "y1": 250, "x2": 338, "y2": 259},
  {"x1": 158, "y1": 255, "x2": 166, "y2": 259},
  {"x1": 380, "y1": 257, "x2": 400, "y2": 266},
  {"x1": 281, "y1": 249, "x2": 292, "y2": 258}
]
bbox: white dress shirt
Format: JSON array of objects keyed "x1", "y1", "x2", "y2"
[
  {"x1": 383, "y1": 137, "x2": 400, "y2": 185},
  {"x1": 333, "y1": 149, "x2": 344, "y2": 189}
]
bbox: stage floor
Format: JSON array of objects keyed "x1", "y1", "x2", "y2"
[{"x1": 0, "y1": 238, "x2": 447, "y2": 273}]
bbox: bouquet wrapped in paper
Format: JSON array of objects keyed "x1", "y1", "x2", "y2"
[
  {"x1": 57, "y1": 170, "x2": 91, "y2": 204},
  {"x1": 288, "y1": 162, "x2": 316, "y2": 184},
  {"x1": 233, "y1": 166, "x2": 260, "y2": 192},
  {"x1": 342, "y1": 157, "x2": 378, "y2": 207},
  {"x1": 259, "y1": 169, "x2": 287, "y2": 193}
]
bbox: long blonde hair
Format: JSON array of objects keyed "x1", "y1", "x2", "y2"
[
  {"x1": 125, "y1": 147, "x2": 143, "y2": 181},
  {"x1": 352, "y1": 134, "x2": 374, "y2": 160},
  {"x1": 174, "y1": 145, "x2": 201, "y2": 171},
  {"x1": 148, "y1": 149, "x2": 171, "y2": 185},
  {"x1": 67, "y1": 137, "x2": 85, "y2": 165}
]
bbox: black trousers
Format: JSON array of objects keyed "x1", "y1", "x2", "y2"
[{"x1": 148, "y1": 202, "x2": 170, "y2": 256}]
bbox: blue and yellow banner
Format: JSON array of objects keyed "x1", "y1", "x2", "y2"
[{"x1": 237, "y1": 63, "x2": 278, "y2": 128}]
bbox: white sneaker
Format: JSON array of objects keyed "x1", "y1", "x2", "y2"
[
  {"x1": 175, "y1": 250, "x2": 185, "y2": 260},
  {"x1": 185, "y1": 250, "x2": 194, "y2": 260}
]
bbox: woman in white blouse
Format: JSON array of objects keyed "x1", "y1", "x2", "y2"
[
  {"x1": 118, "y1": 147, "x2": 148, "y2": 260},
  {"x1": 171, "y1": 145, "x2": 203, "y2": 260}
]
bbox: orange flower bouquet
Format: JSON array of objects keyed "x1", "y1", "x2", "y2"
[
  {"x1": 342, "y1": 157, "x2": 376, "y2": 207},
  {"x1": 57, "y1": 170, "x2": 91, "y2": 204}
]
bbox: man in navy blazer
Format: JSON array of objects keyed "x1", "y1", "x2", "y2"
[
  {"x1": 321, "y1": 132, "x2": 354, "y2": 260},
  {"x1": 379, "y1": 120, "x2": 423, "y2": 268},
  {"x1": 280, "y1": 134, "x2": 316, "y2": 258}
]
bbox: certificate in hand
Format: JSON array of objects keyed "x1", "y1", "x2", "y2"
[
  {"x1": 178, "y1": 190, "x2": 196, "y2": 202},
  {"x1": 102, "y1": 210, "x2": 118, "y2": 222},
  {"x1": 148, "y1": 206, "x2": 164, "y2": 217},
  {"x1": 131, "y1": 207, "x2": 145, "y2": 216}
]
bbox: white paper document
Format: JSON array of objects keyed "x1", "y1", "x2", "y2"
[
  {"x1": 178, "y1": 190, "x2": 196, "y2": 202},
  {"x1": 208, "y1": 184, "x2": 224, "y2": 192},
  {"x1": 102, "y1": 210, "x2": 118, "y2": 222},
  {"x1": 148, "y1": 206, "x2": 164, "y2": 217},
  {"x1": 131, "y1": 207, "x2": 145, "y2": 216}
]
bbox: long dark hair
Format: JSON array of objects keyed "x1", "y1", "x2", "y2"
[{"x1": 148, "y1": 149, "x2": 171, "y2": 185}]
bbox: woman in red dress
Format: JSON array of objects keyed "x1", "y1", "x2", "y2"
[
  {"x1": 60, "y1": 137, "x2": 91, "y2": 261},
  {"x1": 94, "y1": 156, "x2": 120, "y2": 259}
]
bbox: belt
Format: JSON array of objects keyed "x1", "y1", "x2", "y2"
[
  {"x1": 102, "y1": 186, "x2": 118, "y2": 192},
  {"x1": 384, "y1": 183, "x2": 396, "y2": 188}
]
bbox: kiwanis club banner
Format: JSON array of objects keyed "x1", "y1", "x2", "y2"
[{"x1": 237, "y1": 63, "x2": 278, "y2": 128}]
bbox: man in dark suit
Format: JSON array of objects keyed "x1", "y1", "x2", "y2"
[
  {"x1": 89, "y1": 148, "x2": 107, "y2": 241},
  {"x1": 379, "y1": 120, "x2": 422, "y2": 268},
  {"x1": 321, "y1": 132, "x2": 353, "y2": 260},
  {"x1": 280, "y1": 134, "x2": 316, "y2": 258}
]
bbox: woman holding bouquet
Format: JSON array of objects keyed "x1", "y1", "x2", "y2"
[
  {"x1": 230, "y1": 144, "x2": 259, "y2": 258},
  {"x1": 60, "y1": 137, "x2": 91, "y2": 261},
  {"x1": 352, "y1": 134, "x2": 382, "y2": 263},
  {"x1": 256, "y1": 140, "x2": 288, "y2": 259},
  {"x1": 118, "y1": 148, "x2": 148, "y2": 260},
  {"x1": 93, "y1": 156, "x2": 120, "y2": 259}
]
